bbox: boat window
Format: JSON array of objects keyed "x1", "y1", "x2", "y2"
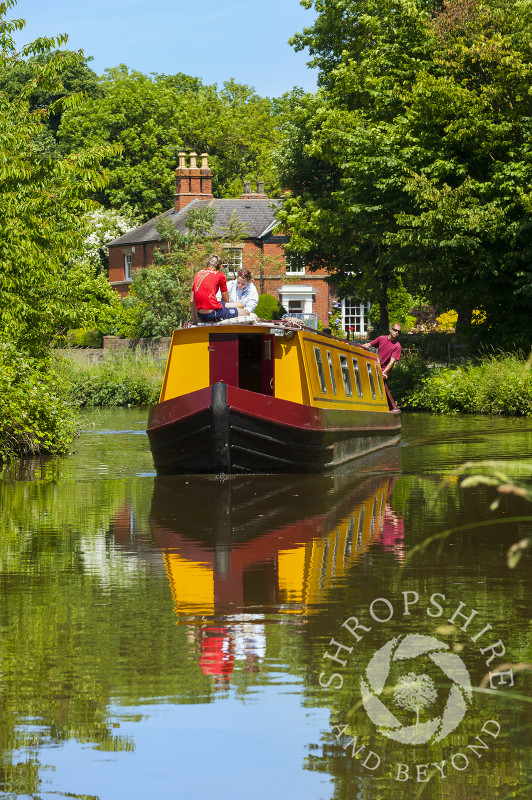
[
  {"x1": 366, "y1": 363, "x2": 377, "y2": 399},
  {"x1": 357, "y1": 507, "x2": 365, "y2": 547},
  {"x1": 376, "y1": 367, "x2": 384, "y2": 399},
  {"x1": 326, "y1": 351, "x2": 337, "y2": 394},
  {"x1": 314, "y1": 348, "x2": 327, "y2": 393},
  {"x1": 339, "y1": 355, "x2": 353, "y2": 396},
  {"x1": 352, "y1": 359, "x2": 364, "y2": 397}
]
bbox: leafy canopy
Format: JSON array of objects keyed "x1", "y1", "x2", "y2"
[
  {"x1": 0, "y1": 0, "x2": 120, "y2": 356},
  {"x1": 278, "y1": 0, "x2": 532, "y2": 338},
  {"x1": 58, "y1": 69, "x2": 288, "y2": 221}
]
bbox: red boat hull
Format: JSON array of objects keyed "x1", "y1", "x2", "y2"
[{"x1": 147, "y1": 382, "x2": 401, "y2": 475}]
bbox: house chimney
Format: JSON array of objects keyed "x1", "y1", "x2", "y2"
[
  {"x1": 240, "y1": 179, "x2": 268, "y2": 200},
  {"x1": 175, "y1": 150, "x2": 213, "y2": 212}
]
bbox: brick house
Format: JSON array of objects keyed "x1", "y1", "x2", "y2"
[{"x1": 107, "y1": 152, "x2": 370, "y2": 335}]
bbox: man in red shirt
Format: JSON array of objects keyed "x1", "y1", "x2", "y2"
[
  {"x1": 361, "y1": 323, "x2": 402, "y2": 380},
  {"x1": 190, "y1": 254, "x2": 248, "y2": 323}
]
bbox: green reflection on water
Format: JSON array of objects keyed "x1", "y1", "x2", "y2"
[{"x1": 0, "y1": 410, "x2": 530, "y2": 799}]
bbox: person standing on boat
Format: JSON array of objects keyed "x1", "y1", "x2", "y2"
[
  {"x1": 227, "y1": 269, "x2": 259, "y2": 314},
  {"x1": 361, "y1": 323, "x2": 402, "y2": 380},
  {"x1": 190, "y1": 254, "x2": 249, "y2": 323}
]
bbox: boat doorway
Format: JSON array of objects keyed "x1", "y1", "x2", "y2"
[{"x1": 208, "y1": 332, "x2": 275, "y2": 396}]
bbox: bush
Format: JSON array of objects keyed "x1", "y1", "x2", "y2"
[
  {"x1": 56, "y1": 351, "x2": 164, "y2": 406},
  {"x1": 404, "y1": 353, "x2": 532, "y2": 416},
  {"x1": 387, "y1": 354, "x2": 431, "y2": 405},
  {"x1": 255, "y1": 293, "x2": 286, "y2": 320},
  {"x1": 66, "y1": 328, "x2": 103, "y2": 348},
  {"x1": 0, "y1": 343, "x2": 77, "y2": 462}
]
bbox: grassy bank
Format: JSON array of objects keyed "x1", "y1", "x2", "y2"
[
  {"x1": 393, "y1": 352, "x2": 532, "y2": 415},
  {"x1": 55, "y1": 351, "x2": 164, "y2": 407}
]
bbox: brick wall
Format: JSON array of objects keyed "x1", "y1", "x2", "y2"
[
  {"x1": 108, "y1": 242, "x2": 160, "y2": 297},
  {"x1": 103, "y1": 336, "x2": 171, "y2": 357}
]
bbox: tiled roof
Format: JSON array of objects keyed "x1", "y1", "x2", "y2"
[{"x1": 107, "y1": 199, "x2": 282, "y2": 247}]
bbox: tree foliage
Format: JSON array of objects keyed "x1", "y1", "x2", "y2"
[
  {"x1": 277, "y1": 0, "x2": 532, "y2": 338},
  {"x1": 0, "y1": 47, "x2": 102, "y2": 135},
  {"x1": 0, "y1": 341, "x2": 77, "y2": 461},
  {"x1": 0, "y1": 1, "x2": 121, "y2": 358},
  {"x1": 0, "y1": 0, "x2": 123, "y2": 459},
  {"x1": 57, "y1": 68, "x2": 287, "y2": 220}
]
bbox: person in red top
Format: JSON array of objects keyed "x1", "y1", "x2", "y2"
[
  {"x1": 361, "y1": 323, "x2": 402, "y2": 380},
  {"x1": 190, "y1": 254, "x2": 248, "y2": 323}
]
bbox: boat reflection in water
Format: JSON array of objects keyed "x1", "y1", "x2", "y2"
[{"x1": 147, "y1": 452, "x2": 404, "y2": 683}]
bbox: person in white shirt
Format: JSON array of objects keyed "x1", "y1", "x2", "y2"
[{"x1": 227, "y1": 269, "x2": 259, "y2": 314}]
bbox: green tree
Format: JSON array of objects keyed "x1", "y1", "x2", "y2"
[
  {"x1": 388, "y1": 0, "x2": 532, "y2": 338},
  {"x1": 0, "y1": 6, "x2": 120, "y2": 356},
  {"x1": 276, "y1": 0, "x2": 435, "y2": 328},
  {"x1": 0, "y1": 0, "x2": 120, "y2": 458},
  {"x1": 0, "y1": 48, "x2": 102, "y2": 135},
  {"x1": 278, "y1": 0, "x2": 532, "y2": 339},
  {"x1": 58, "y1": 69, "x2": 286, "y2": 221}
]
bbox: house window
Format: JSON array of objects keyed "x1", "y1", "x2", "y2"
[
  {"x1": 366, "y1": 363, "x2": 377, "y2": 399},
  {"x1": 286, "y1": 254, "x2": 305, "y2": 275},
  {"x1": 124, "y1": 254, "x2": 132, "y2": 281},
  {"x1": 222, "y1": 248, "x2": 242, "y2": 278},
  {"x1": 314, "y1": 348, "x2": 327, "y2": 393},
  {"x1": 341, "y1": 299, "x2": 371, "y2": 337},
  {"x1": 340, "y1": 355, "x2": 353, "y2": 396},
  {"x1": 279, "y1": 286, "x2": 315, "y2": 316},
  {"x1": 287, "y1": 300, "x2": 303, "y2": 314},
  {"x1": 326, "y1": 352, "x2": 337, "y2": 395},
  {"x1": 352, "y1": 358, "x2": 364, "y2": 397}
]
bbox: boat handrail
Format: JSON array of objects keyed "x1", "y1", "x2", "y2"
[{"x1": 282, "y1": 312, "x2": 319, "y2": 330}]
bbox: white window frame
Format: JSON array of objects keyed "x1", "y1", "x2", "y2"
[
  {"x1": 326, "y1": 351, "x2": 337, "y2": 395},
  {"x1": 285, "y1": 253, "x2": 305, "y2": 275},
  {"x1": 352, "y1": 358, "x2": 364, "y2": 398},
  {"x1": 222, "y1": 247, "x2": 243, "y2": 279},
  {"x1": 341, "y1": 299, "x2": 371, "y2": 337},
  {"x1": 366, "y1": 362, "x2": 377, "y2": 399},
  {"x1": 279, "y1": 286, "x2": 314, "y2": 315},
  {"x1": 124, "y1": 253, "x2": 132, "y2": 281}
]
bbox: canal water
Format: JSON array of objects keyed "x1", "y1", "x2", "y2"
[{"x1": 0, "y1": 410, "x2": 530, "y2": 799}]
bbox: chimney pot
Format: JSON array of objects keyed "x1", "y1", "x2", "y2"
[
  {"x1": 174, "y1": 148, "x2": 213, "y2": 211},
  {"x1": 257, "y1": 179, "x2": 265, "y2": 195},
  {"x1": 243, "y1": 180, "x2": 251, "y2": 193}
]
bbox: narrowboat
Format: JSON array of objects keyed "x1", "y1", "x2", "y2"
[{"x1": 146, "y1": 319, "x2": 401, "y2": 474}]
